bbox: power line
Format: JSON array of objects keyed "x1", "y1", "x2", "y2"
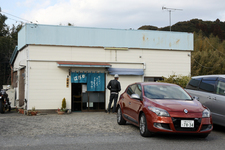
[
  {"x1": 192, "y1": 57, "x2": 215, "y2": 69},
  {"x1": 6, "y1": 17, "x2": 24, "y2": 24},
  {"x1": 192, "y1": 37, "x2": 225, "y2": 69},
  {"x1": 205, "y1": 38, "x2": 225, "y2": 56},
  {"x1": 195, "y1": 37, "x2": 225, "y2": 56},
  {"x1": 0, "y1": 9, "x2": 34, "y2": 23}
]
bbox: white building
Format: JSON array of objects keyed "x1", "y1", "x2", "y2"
[{"x1": 10, "y1": 24, "x2": 193, "y2": 112}]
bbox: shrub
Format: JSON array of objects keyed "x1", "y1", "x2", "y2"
[
  {"x1": 159, "y1": 74, "x2": 191, "y2": 88},
  {"x1": 61, "y1": 98, "x2": 66, "y2": 110}
]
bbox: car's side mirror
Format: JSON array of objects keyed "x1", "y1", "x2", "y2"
[
  {"x1": 131, "y1": 94, "x2": 141, "y2": 100},
  {"x1": 193, "y1": 96, "x2": 199, "y2": 101}
]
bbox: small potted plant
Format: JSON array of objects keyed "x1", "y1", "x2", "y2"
[
  {"x1": 57, "y1": 98, "x2": 67, "y2": 115},
  {"x1": 18, "y1": 108, "x2": 24, "y2": 114},
  {"x1": 29, "y1": 107, "x2": 38, "y2": 116}
]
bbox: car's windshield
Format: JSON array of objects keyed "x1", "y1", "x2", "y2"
[{"x1": 144, "y1": 84, "x2": 192, "y2": 100}]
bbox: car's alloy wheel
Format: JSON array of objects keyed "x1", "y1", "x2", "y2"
[
  {"x1": 117, "y1": 106, "x2": 126, "y2": 125},
  {"x1": 140, "y1": 114, "x2": 146, "y2": 134},
  {"x1": 139, "y1": 113, "x2": 152, "y2": 137},
  {"x1": 117, "y1": 108, "x2": 121, "y2": 122}
]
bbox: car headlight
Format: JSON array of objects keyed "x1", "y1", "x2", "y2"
[
  {"x1": 148, "y1": 106, "x2": 170, "y2": 117},
  {"x1": 202, "y1": 109, "x2": 210, "y2": 118}
]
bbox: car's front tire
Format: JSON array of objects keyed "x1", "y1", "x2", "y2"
[
  {"x1": 117, "y1": 106, "x2": 126, "y2": 125},
  {"x1": 139, "y1": 113, "x2": 153, "y2": 137}
]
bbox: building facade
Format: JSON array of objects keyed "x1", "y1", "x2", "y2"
[{"x1": 10, "y1": 24, "x2": 193, "y2": 112}]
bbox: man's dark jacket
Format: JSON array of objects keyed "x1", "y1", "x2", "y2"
[{"x1": 107, "y1": 79, "x2": 121, "y2": 93}]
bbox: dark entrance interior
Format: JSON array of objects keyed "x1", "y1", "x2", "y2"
[
  {"x1": 71, "y1": 83, "x2": 105, "y2": 112},
  {"x1": 72, "y1": 83, "x2": 82, "y2": 111}
]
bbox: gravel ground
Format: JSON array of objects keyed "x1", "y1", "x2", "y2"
[
  {"x1": 0, "y1": 111, "x2": 137, "y2": 137},
  {"x1": 1, "y1": 110, "x2": 225, "y2": 150}
]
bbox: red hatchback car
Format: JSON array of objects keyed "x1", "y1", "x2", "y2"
[{"x1": 117, "y1": 82, "x2": 213, "y2": 138}]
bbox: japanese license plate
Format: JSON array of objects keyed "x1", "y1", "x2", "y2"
[{"x1": 181, "y1": 120, "x2": 194, "y2": 128}]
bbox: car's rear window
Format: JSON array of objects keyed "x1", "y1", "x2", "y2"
[
  {"x1": 144, "y1": 85, "x2": 192, "y2": 100},
  {"x1": 186, "y1": 78, "x2": 201, "y2": 90}
]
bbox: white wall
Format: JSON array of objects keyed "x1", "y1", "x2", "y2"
[
  {"x1": 142, "y1": 50, "x2": 191, "y2": 77},
  {"x1": 29, "y1": 46, "x2": 107, "y2": 62},
  {"x1": 28, "y1": 61, "x2": 70, "y2": 110},
  {"x1": 28, "y1": 45, "x2": 190, "y2": 76}
]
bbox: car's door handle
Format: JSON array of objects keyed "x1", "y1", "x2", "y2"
[
  {"x1": 207, "y1": 96, "x2": 211, "y2": 99},
  {"x1": 129, "y1": 102, "x2": 131, "y2": 105},
  {"x1": 213, "y1": 97, "x2": 216, "y2": 100}
]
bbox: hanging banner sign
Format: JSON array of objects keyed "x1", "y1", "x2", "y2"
[
  {"x1": 87, "y1": 73, "x2": 105, "y2": 91},
  {"x1": 71, "y1": 72, "x2": 105, "y2": 91},
  {"x1": 71, "y1": 72, "x2": 87, "y2": 83}
]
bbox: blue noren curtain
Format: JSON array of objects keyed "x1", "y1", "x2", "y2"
[{"x1": 71, "y1": 72, "x2": 105, "y2": 91}]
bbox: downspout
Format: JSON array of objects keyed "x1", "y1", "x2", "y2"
[
  {"x1": 10, "y1": 65, "x2": 13, "y2": 85},
  {"x1": 142, "y1": 62, "x2": 146, "y2": 82},
  {"x1": 26, "y1": 49, "x2": 29, "y2": 111},
  {"x1": 26, "y1": 61, "x2": 29, "y2": 111}
]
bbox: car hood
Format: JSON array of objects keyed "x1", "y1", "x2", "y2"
[{"x1": 146, "y1": 99, "x2": 205, "y2": 113}]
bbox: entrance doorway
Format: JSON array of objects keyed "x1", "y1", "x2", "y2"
[
  {"x1": 71, "y1": 83, "x2": 105, "y2": 112},
  {"x1": 72, "y1": 83, "x2": 82, "y2": 111}
]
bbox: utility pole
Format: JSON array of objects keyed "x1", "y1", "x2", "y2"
[{"x1": 162, "y1": 7, "x2": 182, "y2": 31}]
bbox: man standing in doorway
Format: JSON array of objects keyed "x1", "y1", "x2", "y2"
[{"x1": 107, "y1": 74, "x2": 121, "y2": 114}]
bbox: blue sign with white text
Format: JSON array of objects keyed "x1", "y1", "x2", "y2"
[
  {"x1": 71, "y1": 72, "x2": 105, "y2": 91},
  {"x1": 71, "y1": 72, "x2": 87, "y2": 83}
]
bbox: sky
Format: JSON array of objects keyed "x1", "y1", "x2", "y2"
[{"x1": 1, "y1": 0, "x2": 225, "y2": 29}]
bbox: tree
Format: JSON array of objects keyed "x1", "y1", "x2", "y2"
[
  {"x1": 0, "y1": 13, "x2": 23, "y2": 87},
  {"x1": 191, "y1": 32, "x2": 225, "y2": 76},
  {"x1": 138, "y1": 18, "x2": 225, "y2": 41},
  {"x1": 138, "y1": 25, "x2": 158, "y2": 30}
]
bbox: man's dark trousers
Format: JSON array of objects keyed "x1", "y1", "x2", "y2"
[{"x1": 108, "y1": 94, "x2": 118, "y2": 113}]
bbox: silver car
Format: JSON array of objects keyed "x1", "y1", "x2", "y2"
[{"x1": 185, "y1": 75, "x2": 225, "y2": 126}]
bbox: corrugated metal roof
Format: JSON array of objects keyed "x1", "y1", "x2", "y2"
[{"x1": 18, "y1": 24, "x2": 193, "y2": 51}]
